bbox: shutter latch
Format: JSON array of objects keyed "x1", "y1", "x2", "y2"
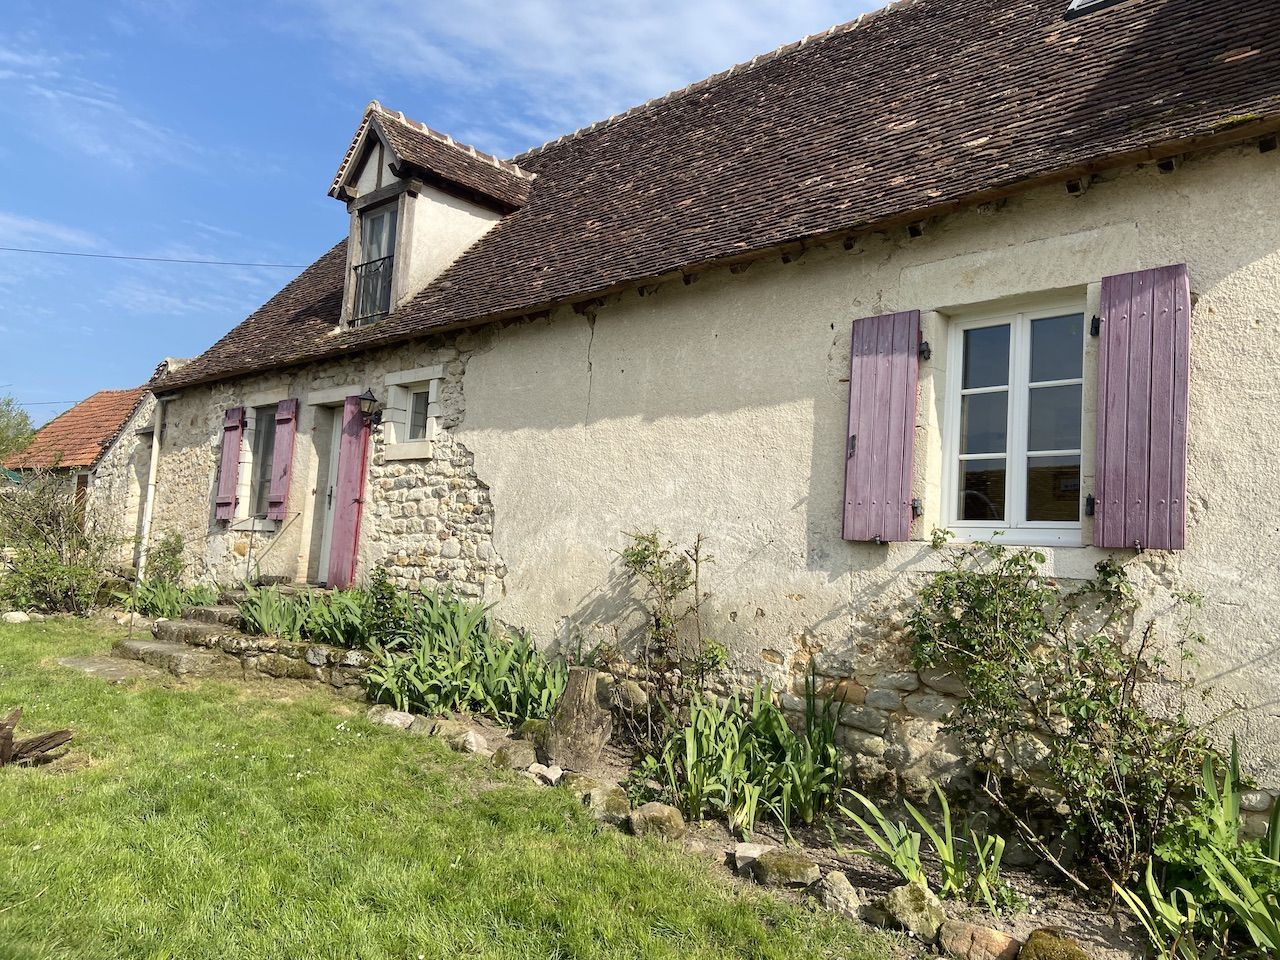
[
  {"x1": 911, "y1": 498, "x2": 924, "y2": 518},
  {"x1": 918, "y1": 341, "x2": 933, "y2": 361},
  {"x1": 847, "y1": 434, "x2": 857, "y2": 459},
  {"x1": 1085, "y1": 494, "x2": 1096, "y2": 517},
  {"x1": 1089, "y1": 315, "x2": 1102, "y2": 337}
]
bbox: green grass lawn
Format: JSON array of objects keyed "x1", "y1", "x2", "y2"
[{"x1": 0, "y1": 620, "x2": 901, "y2": 960}]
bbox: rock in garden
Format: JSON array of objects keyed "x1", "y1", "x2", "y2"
[
  {"x1": 516, "y1": 718, "x2": 549, "y2": 745},
  {"x1": 615, "y1": 679, "x2": 649, "y2": 714},
  {"x1": 366, "y1": 705, "x2": 415, "y2": 730},
  {"x1": 2, "y1": 611, "x2": 31, "y2": 625},
  {"x1": 749, "y1": 849, "x2": 821, "y2": 888},
  {"x1": 629, "y1": 801, "x2": 685, "y2": 839},
  {"x1": 527, "y1": 762, "x2": 563, "y2": 785},
  {"x1": 939, "y1": 919, "x2": 1021, "y2": 960},
  {"x1": 811, "y1": 869, "x2": 861, "y2": 919},
  {"x1": 871, "y1": 882, "x2": 946, "y2": 942},
  {"x1": 491, "y1": 739, "x2": 538, "y2": 770},
  {"x1": 444, "y1": 728, "x2": 491, "y2": 756},
  {"x1": 1018, "y1": 929, "x2": 1089, "y2": 960},
  {"x1": 733, "y1": 841, "x2": 775, "y2": 876},
  {"x1": 561, "y1": 773, "x2": 630, "y2": 824}
]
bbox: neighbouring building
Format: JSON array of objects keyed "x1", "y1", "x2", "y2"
[
  {"x1": 142, "y1": 0, "x2": 1280, "y2": 804},
  {"x1": 6, "y1": 360, "x2": 184, "y2": 569}
]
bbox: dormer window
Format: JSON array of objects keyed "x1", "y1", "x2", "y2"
[
  {"x1": 353, "y1": 203, "x2": 397, "y2": 325},
  {"x1": 330, "y1": 103, "x2": 535, "y2": 330}
]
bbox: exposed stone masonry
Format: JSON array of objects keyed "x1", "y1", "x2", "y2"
[{"x1": 367, "y1": 432, "x2": 505, "y2": 601}]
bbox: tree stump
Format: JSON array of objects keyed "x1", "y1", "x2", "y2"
[
  {"x1": 545, "y1": 667, "x2": 612, "y2": 772},
  {"x1": 0, "y1": 708, "x2": 72, "y2": 767}
]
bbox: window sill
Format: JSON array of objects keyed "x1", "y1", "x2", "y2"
[
  {"x1": 946, "y1": 526, "x2": 1084, "y2": 548},
  {"x1": 383, "y1": 440, "x2": 434, "y2": 461},
  {"x1": 230, "y1": 517, "x2": 279, "y2": 533}
]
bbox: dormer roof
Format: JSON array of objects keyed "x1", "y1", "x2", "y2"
[{"x1": 330, "y1": 102, "x2": 535, "y2": 212}]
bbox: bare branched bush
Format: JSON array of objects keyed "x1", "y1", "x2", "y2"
[{"x1": 0, "y1": 469, "x2": 121, "y2": 614}]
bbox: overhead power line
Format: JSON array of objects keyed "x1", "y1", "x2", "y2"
[{"x1": 0, "y1": 245, "x2": 307, "y2": 268}]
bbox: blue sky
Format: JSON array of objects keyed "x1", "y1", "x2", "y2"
[{"x1": 1, "y1": 0, "x2": 874, "y2": 426}]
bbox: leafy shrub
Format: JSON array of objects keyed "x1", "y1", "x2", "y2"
[
  {"x1": 840, "y1": 783, "x2": 1021, "y2": 915},
  {"x1": 613, "y1": 531, "x2": 726, "y2": 752},
  {"x1": 119, "y1": 580, "x2": 219, "y2": 619},
  {"x1": 365, "y1": 590, "x2": 568, "y2": 723},
  {"x1": 0, "y1": 469, "x2": 120, "y2": 614},
  {"x1": 909, "y1": 534, "x2": 1216, "y2": 884},
  {"x1": 145, "y1": 531, "x2": 187, "y2": 584},
  {"x1": 641, "y1": 671, "x2": 843, "y2": 836}
]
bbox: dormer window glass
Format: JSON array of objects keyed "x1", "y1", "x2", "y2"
[{"x1": 353, "y1": 203, "x2": 397, "y2": 325}]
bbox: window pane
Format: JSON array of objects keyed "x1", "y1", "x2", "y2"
[
  {"x1": 959, "y1": 458, "x2": 1006, "y2": 521},
  {"x1": 408, "y1": 391, "x2": 430, "y2": 441},
  {"x1": 251, "y1": 405, "x2": 277, "y2": 516},
  {"x1": 1027, "y1": 455, "x2": 1081, "y2": 522},
  {"x1": 1030, "y1": 314, "x2": 1084, "y2": 382},
  {"x1": 960, "y1": 391, "x2": 1007, "y2": 455},
  {"x1": 962, "y1": 324, "x2": 1010, "y2": 389},
  {"x1": 361, "y1": 206, "x2": 397, "y2": 261},
  {"x1": 1028, "y1": 383, "x2": 1082, "y2": 451}
]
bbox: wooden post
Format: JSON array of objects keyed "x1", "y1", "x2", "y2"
[{"x1": 545, "y1": 667, "x2": 612, "y2": 772}]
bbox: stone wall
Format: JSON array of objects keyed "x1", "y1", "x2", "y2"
[
  {"x1": 86, "y1": 391, "x2": 156, "y2": 569},
  {"x1": 148, "y1": 333, "x2": 506, "y2": 600}
]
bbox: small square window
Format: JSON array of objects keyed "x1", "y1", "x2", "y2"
[{"x1": 408, "y1": 390, "x2": 431, "y2": 441}]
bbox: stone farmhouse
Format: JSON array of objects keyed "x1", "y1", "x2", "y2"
[{"x1": 143, "y1": 0, "x2": 1280, "y2": 795}]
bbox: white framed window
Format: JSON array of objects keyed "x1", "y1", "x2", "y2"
[
  {"x1": 407, "y1": 389, "x2": 432, "y2": 441},
  {"x1": 383, "y1": 365, "x2": 444, "y2": 460},
  {"x1": 943, "y1": 301, "x2": 1086, "y2": 545},
  {"x1": 248, "y1": 403, "x2": 278, "y2": 518}
]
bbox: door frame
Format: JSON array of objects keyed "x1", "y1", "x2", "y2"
[{"x1": 315, "y1": 411, "x2": 344, "y2": 582}]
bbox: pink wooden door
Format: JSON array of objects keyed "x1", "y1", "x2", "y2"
[{"x1": 326, "y1": 396, "x2": 371, "y2": 588}]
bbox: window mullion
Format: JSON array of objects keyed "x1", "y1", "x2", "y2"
[{"x1": 1009, "y1": 315, "x2": 1030, "y2": 529}]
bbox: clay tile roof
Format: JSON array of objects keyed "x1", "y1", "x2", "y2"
[
  {"x1": 5, "y1": 387, "x2": 148, "y2": 471},
  {"x1": 331, "y1": 102, "x2": 535, "y2": 211},
  {"x1": 159, "y1": 0, "x2": 1280, "y2": 393}
]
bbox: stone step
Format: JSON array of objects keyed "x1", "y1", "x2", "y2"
[
  {"x1": 181, "y1": 604, "x2": 242, "y2": 628},
  {"x1": 153, "y1": 619, "x2": 231, "y2": 647},
  {"x1": 112, "y1": 638, "x2": 239, "y2": 679}
]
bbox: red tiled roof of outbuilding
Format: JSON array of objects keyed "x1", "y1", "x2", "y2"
[{"x1": 5, "y1": 387, "x2": 148, "y2": 471}]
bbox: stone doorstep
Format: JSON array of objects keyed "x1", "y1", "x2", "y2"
[
  {"x1": 181, "y1": 605, "x2": 243, "y2": 628},
  {"x1": 112, "y1": 637, "x2": 240, "y2": 679},
  {"x1": 153, "y1": 619, "x2": 230, "y2": 648}
]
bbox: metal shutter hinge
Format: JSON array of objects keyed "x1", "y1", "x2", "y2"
[
  {"x1": 1085, "y1": 494, "x2": 1096, "y2": 516},
  {"x1": 1089, "y1": 315, "x2": 1102, "y2": 337}
]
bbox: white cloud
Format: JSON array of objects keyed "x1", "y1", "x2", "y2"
[
  {"x1": 0, "y1": 35, "x2": 197, "y2": 171},
  {"x1": 294, "y1": 0, "x2": 879, "y2": 156},
  {"x1": 0, "y1": 210, "x2": 99, "y2": 249}
]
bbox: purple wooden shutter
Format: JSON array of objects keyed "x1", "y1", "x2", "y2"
[
  {"x1": 214, "y1": 407, "x2": 245, "y2": 522},
  {"x1": 843, "y1": 311, "x2": 920, "y2": 542},
  {"x1": 326, "y1": 396, "x2": 371, "y2": 588},
  {"x1": 266, "y1": 399, "x2": 299, "y2": 522},
  {"x1": 1094, "y1": 264, "x2": 1191, "y2": 550}
]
